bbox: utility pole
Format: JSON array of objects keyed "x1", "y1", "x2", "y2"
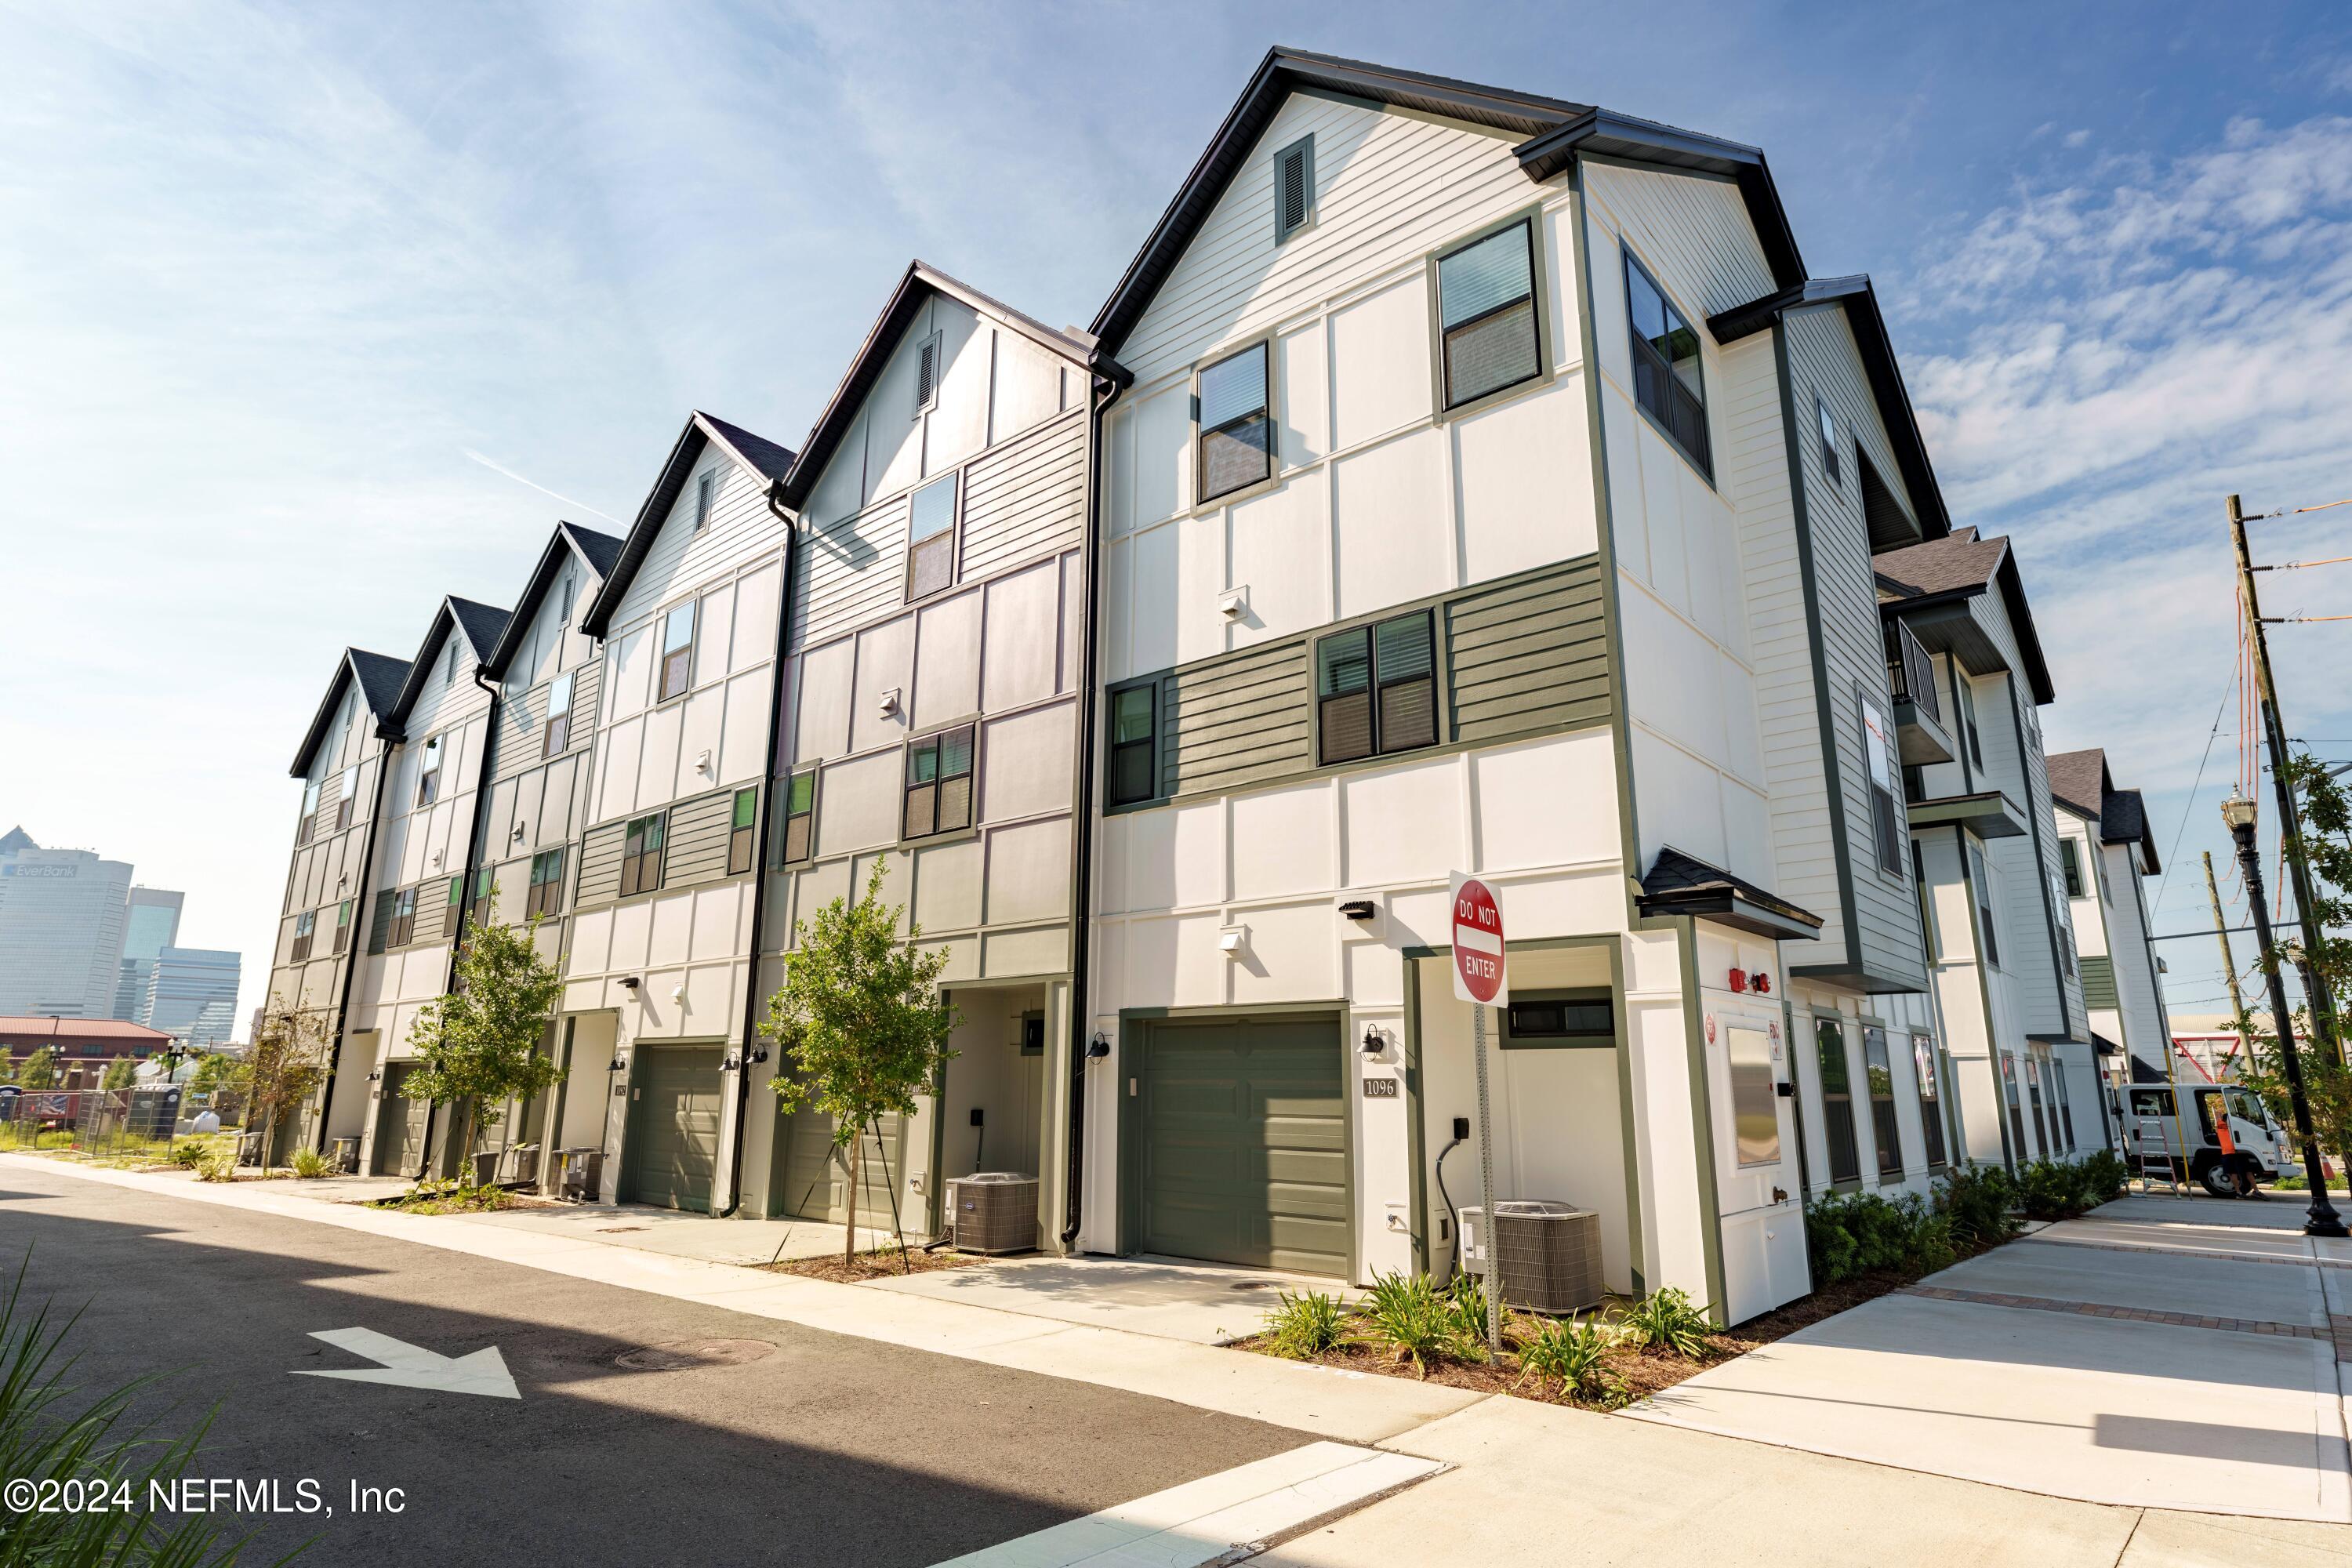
[
  {"x1": 2229, "y1": 494, "x2": 2344, "y2": 1066},
  {"x1": 2205, "y1": 850, "x2": 2253, "y2": 1068}
]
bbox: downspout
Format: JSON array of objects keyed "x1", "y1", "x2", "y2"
[
  {"x1": 408, "y1": 653, "x2": 503, "y2": 1180},
  {"x1": 312, "y1": 716, "x2": 399, "y2": 1155},
  {"x1": 717, "y1": 479, "x2": 798, "y2": 1218},
  {"x1": 1061, "y1": 355, "x2": 1129, "y2": 1251}
]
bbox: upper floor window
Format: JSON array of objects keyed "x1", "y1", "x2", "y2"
[
  {"x1": 2050, "y1": 871, "x2": 2076, "y2": 976},
  {"x1": 333, "y1": 899, "x2": 351, "y2": 955},
  {"x1": 1437, "y1": 218, "x2": 1540, "y2": 408},
  {"x1": 1624, "y1": 252, "x2": 1711, "y2": 477},
  {"x1": 444, "y1": 644, "x2": 458, "y2": 688},
  {"x1": 1860, "y1": 694, "x2": 1901, "y2": 876},
  {"x1": 1969, "y1": 842, "x2": 2000, "y2": 969},
  {"x1": 543, "y1": 670, "x2": 574, "y2": 758},
  {"x1": 1817, "y1": 396, "x2": 1841, "y2": 488},
  {"x1": 728, "y1": 787, "x2": 758, "y2": 876},
  {"x1": 659, "y1": 602, "x2": 695, "y2": 703},
  {"x1": 1109, "y1": 684, "x2": 1158, "y2": 806},
  {"x1": 1273, "y1": 134, "x2": 1314, "y2": 241},
  {"x1": 2060, "y1": 838, "x2": 2085, "y2": 899},
  {"x1": 693, "y1": 471, "x2": 715, "y2": 532},
  {"x1": 468, "y1": 868, "x2": 492, "y2": 928},
  {"x1": 779, "y1": 770, "x2": 817, "y2": 865},
  {"x1": 336, "y1": 765, "x2": 358, "y2": 830},
  {"x1": 913, "y1": 332, "x2": 943, "y2": 418},
  {"x1": 1196, "y1": 342, "x2": 1271, "y2": 503},
  {"x1": 387, "y1": 886, "x2": 419, "y2": 949},
  {"x1": 1316, "y1": 612, "x2": 1437, "y2": 766},
  {"x1": 298, "y1": 775, "x2": 321, "y2": 843},
  {"x1": 1953, "y1": 673, "x2": 1984, "y2": 769},
  {"x1": 526, "y1": 849, "x2": 564, "y2": 920},
  {"x1": 559, "y1": 572, "x2": 576, "y2": 627},
  {"x1": 291, "y1": 909, "x2": 316, "y2": 963},
  {"x1": 903, "y1": 724, "x2": 975, "y2": 840},
  {"x1": 906, "y1": 474, "x2": 958, "y2": 601},
  {"x1": 415, "y1": 735, "x2": 442, "y2": 807},
  {"x1": 619, "y1": 812, "x2": 666, "y2": 897}
]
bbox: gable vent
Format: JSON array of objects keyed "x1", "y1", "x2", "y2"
[
  {"x1": 914, "y1": 333, "x2": 941, "y2": 418},
  {"x1": 1275, "y1": 136, "x2": 1313, "y2": 242}
]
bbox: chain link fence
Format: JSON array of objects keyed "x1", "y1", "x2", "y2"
[{"x1": 0, "y1": 1086, "x2": 205, "y2": 1160}]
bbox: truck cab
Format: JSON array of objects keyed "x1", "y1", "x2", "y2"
[{"x1": 2120, "y1": 1082, "x2": 2287, "y2": 1197}]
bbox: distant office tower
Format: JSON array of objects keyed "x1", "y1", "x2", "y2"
[
  {"x1": 143, "y1": 947, "x2": 241, "y2": 1048},
  {"x1": 113, "y1": 887, "x2": 186, "y2": 1022},
  {"x1": 0, "y1": 828, "x2": 135, "y2": 1019}
]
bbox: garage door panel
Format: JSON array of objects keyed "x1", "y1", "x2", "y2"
[
  {"x1": 626, "y1": 1047, "x2": 722, "y2": 1213},
  {"x1": 1265, "y1": 1148, "x2": 1348, "y2": 1188}
]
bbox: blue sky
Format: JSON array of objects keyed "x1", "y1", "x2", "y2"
[{"x1": 4, "y1": 1, "x2": 2350, "y2": 1033}]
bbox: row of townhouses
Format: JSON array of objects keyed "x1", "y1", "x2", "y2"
[{"x1": 265, "y1": 49, "x2": 2177, "y2": 1324}]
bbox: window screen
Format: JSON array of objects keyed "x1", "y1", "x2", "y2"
[
  {"x1": 526, "y1": 849, "x2": 564, "y2": 920},
  {"x1": 292, "y1": 910, "x2": 315, "y2": 963},
  {"x1": 388, "y1": 886, "x2": 418, "y2": 949},
  {"x1": 1624, "y1": 253, "x2": 1711, "y2": 475},
  {"x1": 1969, "y1": 842, "x2": 1999, "y2": 968},
  {"x1": 659, "y1": 603, "x2": 695, "y2": 702},
  {"x1": 1727, "y1": 1027, "x2": 1780, "y2": 1167},
  {"x1": 1197, "y1": 343, "x2": 1271, "y2": 502},
  {"x1": 336, "y1": 765, "x2": 358, "y2": 830},
  {"x1": 904, "y1": 725, "x2": 975, "y2": 840},
  {"x1": 1817, "y1": 396, "x2": 1840, "y2": 488},
  {"x1": 1912, "y1": 1034, "x2": 1947, "y2": 1167},
  {"x1": 1861, "y1": 696, "x2": 1901, "y2": 874},
  {"x1": 334, "y1": 899, "x2": 351, "y2": 954},
  {"x1": 544, "y1": 670, "x2": 574, "y2": 758},
  {"x1": 728, "y1": 787, "x2": 757, "y2": 875},
  {"x1": 1864, "y1": 1027, "x2": 1903, "y2": 1178},
  {"x1": 1316, "y1": 612, "x2": 1436, "y2": 766},
  {"x1": 1109, "y1": 684, "x2": 1157, "y2": 806},
  {"x1": 620, "y1": 813, "x2": 666, "y2": 897},
  {"x1": 906, "y1": 474, "x2": 957, "y2": 601},
  {"x1": 2060, "y1": 838, "x2": 2084, "y2": 898},
  {"x1": 469, "y1": 867, "x2": 492, "y2": 927},
  {"x1": 416, "y1": 735, "x2": 442, "y2": 806},
  {"x1": 1817, "y1": 1019, "x2": 1860, "y2": 1184},
  {"x1": 779, "y1": 770, "x2": 817, "y2": 865},
  {"x1": 1438, "y1": 220, "x2": 1540, "y2": 408}
]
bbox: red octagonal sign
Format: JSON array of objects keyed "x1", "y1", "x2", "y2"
[{"x1": 1449, "y1": 871, "x2": 1507, "y2": 1006}]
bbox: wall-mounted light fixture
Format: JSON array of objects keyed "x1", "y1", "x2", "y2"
[
  {"x1": 1086, "y1": 1033, "x2": 1111, "y2": 1059},
  {"x1": 618, "y1": 975, "x2": 641, "y2": 992},
  {"x1": 1359, "y1": 1025, "x2": 1388, "y2": 1057},
  {"x1": 1339, "y1": 899, "x2": 1376, "y2": 922}
]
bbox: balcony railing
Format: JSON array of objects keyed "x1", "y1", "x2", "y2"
[{"x1": 1885, "y1": 618, "x2": 1940, "y2": 725}]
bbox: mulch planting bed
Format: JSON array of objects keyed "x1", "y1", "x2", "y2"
[{"x1": 764, "y1": 1246, "x2": 987, "y2": 1283}]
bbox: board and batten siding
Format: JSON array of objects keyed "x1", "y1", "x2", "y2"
[{"x1": 1780, "y1": 303, "x2": 1928, "y2": 991}]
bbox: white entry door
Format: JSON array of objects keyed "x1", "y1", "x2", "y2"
[{"x1": 1710, "y1": 1018, "x2": 1809, "y2": 1323}]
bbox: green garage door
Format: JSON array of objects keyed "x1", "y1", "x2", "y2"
[
  {"x1": 771, "y1": 1098, "x2": 909, "y2": 1232},
  {"x1": 1135, "y1": 1017, "x2": 1349, "y2": 1276},
  {"x1": 624, "y1": 1047, "x2": 723, "y2": 1213},
  {"x1": 375, "y1": 1064, "x2": 430, "y2": 1177}
]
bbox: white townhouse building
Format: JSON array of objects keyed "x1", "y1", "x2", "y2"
[
  {"x1": 273, "y1": 646, "x2": 410, "y2": 1162},
  {"x1": 340, "y1": 597, "x2": 514, "y2": 1178},
  {"x1": 1876, "y1": 530, "x2": 2096, "y2": 1176},
  {"x1": 744, "y1": 263, "x2": 1122, "y2": 1244},
  {"x1": 1070, "y1": 48, "x2": 2096, "y2": 1323},
  {"x1": 2047, "y1": 748, "x2": 2173, "y2": 1098},
  {"x1": 568, "y1": 412, "x2": 797, "y2": 1210}
]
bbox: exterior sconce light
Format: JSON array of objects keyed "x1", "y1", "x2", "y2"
[
  {"x1": 619, "y1": 975, "x2": 641, "y2": 993},
  {"x1": 1086, "y1": 1034, "x2": 1111, "y2": 1059},
  {"x1": 1359, "y1": 1025, "x2": 1387, "y2": 1057},
  {"x1": 1339, "y1": 899, "x2": 1377, "y2": 922}
]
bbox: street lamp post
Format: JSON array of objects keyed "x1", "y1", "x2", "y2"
[{"x1": 2223, "y1": 794, "x2": 2349, "y2": 1237}]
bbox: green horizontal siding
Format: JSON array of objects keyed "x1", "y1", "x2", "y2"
[
  {"x1": 2080, "y1": 953, "x2": 2119, "y2": 1011},
  {"x1": 574, "y1": 820, "x2": 627, "y2": 909},
  {"x1": 1162, "y1": 643, "x2": 1312, "y2": 798},
  {"x1": 1446, "y1": 559, "x2": 1610, "y2": 744}
]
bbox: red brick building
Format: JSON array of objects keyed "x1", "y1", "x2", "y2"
[{"x1": 0, "y1": 1016, "x2": 176, "y2": 1089}]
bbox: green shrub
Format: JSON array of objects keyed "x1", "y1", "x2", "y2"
[
  {"x1": 195, "y1": 1149, "x2": 238, "y2": 1183},
  {"x1": 1261, "y1": 1289, "x2": 1349, "y2": 1359},
  {"x1": 288, "y1": 1145, "x2": 331, "y2": 1180},
  {"x1": 1936, "y1": 1164, "x2": 2020, "y2": 1247},
  {"x1": 1619, "y1": 1286, "x2": 1715, "y2": 1359},
  {"x1": 1512, "y1": 1314, "x2": 1621, "y2": 1400},
  {"x1": 1444, "y1": 1270, "x2": 1491, "y2": 1342},
  {"x1": 1806, "y1": 1190, "x2": 1929, "y2": 1282},
  {"x1": 171, "y1": 1141, "x2": 209, "y2": 1169},
  {"x1": 1359, "y1": 1271, "x2": 1484, "y2": 1377},
  {"x1": 2078, "y1": 1150, "x2": 2129, "y2": 1205},
  {"x1": 2275, "y1": 1170, "x2": 2310, "y2": 1190}
]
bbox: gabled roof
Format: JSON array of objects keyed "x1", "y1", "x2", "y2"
[
  {"x1": 2046, "y1": 747, "x2": 2162, "y2": 872},
  {"x1": 582, "y1": 411, "x2": 797, "y2": 639},
  {"x1": 778, "y1": 260, "x2": 1116, "y2": 514},
  {"x1": 1875, "y1": 528, "x2": 2057, "y2": 706},
  {"x1": 482, "y1": 521, "x2": 626, "y2": 680},
  {"x1": 1090, "y1": 47, "x2": 1804, "y2": 357},
  {"x1": 1707, "y1": 274, "x2": 1950, "y2": 542},
  {"x1": 290, "y1": 648, "x2": 411, "y2": 776},
  {"x1": 387, "y1": 596, "x2": 513, "y2": 728},
  {"x1": 1637, "y1": 847, "x2": 1824, "y2": 941}
]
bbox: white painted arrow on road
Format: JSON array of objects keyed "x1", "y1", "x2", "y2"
[{"x1": 292, "y1": 1328, "x2": 520, "y2": 1399}]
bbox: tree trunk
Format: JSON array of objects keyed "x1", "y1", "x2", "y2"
[
  {"x1": 454, "y1": 1103, "x2": 477, "y2": 1186},
  {"x1": 844, "y1": 1132, "x2": 863, "y2": 1268}
]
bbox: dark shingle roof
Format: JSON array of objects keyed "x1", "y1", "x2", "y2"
[
  {"x1": 583, "y1": 412, "x2": 797, "y2": 638},
  {"x1": 2044, "y1": 747, "x2": 2161, "y2": 873},
  {"x1": 291, "y1": 648, "x2": 410, "y2": 775},
  {"x1": 387, "y1": 597, "x2": 513, "y2": 727},
  {"x1": 699, "y1": 413, "x2": 797, "y2": 485},
  {"x1": 447, "y1": 597, "x2": 513, "y2": 662},
  {"x1": 1637, "y1": 847, "x2": 1823, "y2": 938},
  {"x1": 1873, "y1": 527, "x2": 2007, "y2": 600},
  {"x1": 485, "y1": 522, "x2": 626, "y2": 679},
  {"x1": 558, "y1": 521, "x2": 624, "y2": 580}
]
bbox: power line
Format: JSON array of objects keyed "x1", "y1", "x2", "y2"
[
  {"x1": 2241, "y1": 496, "x2": 2352, "y2": 521},
  {"x1": 2152, "y1": 665, "x2": 2235, "y2": 917}
]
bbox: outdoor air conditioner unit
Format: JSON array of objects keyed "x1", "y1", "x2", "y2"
[
  {"x1": 1460, "y1": 1200, "x2": 1604, "y2": 1314},
  {"x1": 946, "y1": 1172, "x2": 1039, "y2": 1255}
]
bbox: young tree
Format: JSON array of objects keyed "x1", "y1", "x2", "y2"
[
  {"x1": 760, "y1": 859, "x2": 958, "y2": 1268},
  {"x1": 2236, "y1": 750, "x2": 2352, "y2": 1160},
  {"x1": 16, "y1": 1048, "x2": 58, "y2": 1091},
  {"x1": 0, "y1": 1047, "x2": 15, "y2": 1085},
  {"x1": 188, "y1": 1051, "x2": 250, "y2": 1123},
  {"x1": 100, "y1": 1058, "x2": 136, "y2": 1091},
  {"x1": 405, "y1": 902, "x2": 565, "y2": 1186},
  {"x1": 247, "y1": 1004, "x2": 331, "y2": 1166}
]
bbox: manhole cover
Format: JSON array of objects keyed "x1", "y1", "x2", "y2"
[{"x1": 616, "y1": 1338, "x2": 775, "y2": 1371}]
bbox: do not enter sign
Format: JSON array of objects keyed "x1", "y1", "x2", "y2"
[{"x1": 1449, "y1": 872, "x2": 1507, "y2": 1005}]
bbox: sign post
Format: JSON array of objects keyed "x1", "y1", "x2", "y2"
[{"x1": 1450, "y1": 873, "x2": 1508, "y2": 1349}]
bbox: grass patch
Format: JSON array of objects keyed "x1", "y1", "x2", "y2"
[{"x1": 370, "y1": 1180, "x2": 521, "y2": 1215}]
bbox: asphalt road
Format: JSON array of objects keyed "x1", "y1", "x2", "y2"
[{"x1": 0, "y1": 1164, "x2": 1308, "y2": 1566}]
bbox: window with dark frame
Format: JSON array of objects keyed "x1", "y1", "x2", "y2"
[
  {"x1": 619, "y1": 812, "x2": 666, "y2": 897},
  {"x1": 1817, "y1": 395, "x2": 1841, "y2": 488},
  {"x1": 906, "y1": 474, "x2": 958, "y2": 601},
  {"x1": 415, "y1": 735, "x2": 442, "y2": 807},
  {"x1": 659, "y1": 602, "x2": 695, "y2": 702},
  {"x1": 1109, "y1": 684, "x2": 1157, "y2": 806},
  {"x1": 468, "y1": 868, "x2": 492, "y2": 928},
  {"x1": 387, "y1": 886, "x2": 418, "y2": 949},
  {"x1": 1955, "y1": 671, "x2": 1984, "y2": 768},
  {"x1": 914, "y1": 332, "x2": 942, "y2": 417},
  {"x1": 543, "y1": 670, "x2": 573, "y2": 758},
  {"x1": 2026, "y1": 1054, "x2": 2050, "y2": 1155},
  {"x1": 1624, "y1": 252, "x2": 1711, "y2": 476},
  {"x1": 693, "y1": 470, "x2": 715, "y2": 532},
  {"x1": 1861, "y1": 695, "x2": 1902, "y2": 876},
  {"x1": 298, "y1": 775, "x2": 320, "y2": 844},
  {"x1": 1969, "y1": 841, "x2": 2000, "y2": 968},
  {"x1": 526, "y1": 848, "x2": 564, "y2": 920},
  {"x1": 1501, "y1": 993, "x2": 1614, "y2": 1047},
  {"x1": 728, "y1": 787, "x2": 757, "y2": 875},
  {"x1": 902, "y1": 725, "x2": 975, "y2": 840},
  {"x1": 2053, "y1": 1056, "x2": 2076, "y2": 1150},
  {"x1": 2002, "y1": 1051, "x2": 2028, "y2": 1157},
  {"x1": 779, "y1": 770, "x2": 816, "y2": 865},
  {"x1": 1438, "y1": 218, "x2": 1541, "y2": 409},
  {"x1": 1316, "y1": 612, "x2": 1436, "y2": 766},
  {"x1": 2060, "y1": 837, "x2": 2085, "y2": 899},
  {"x1": 1196, "y1": 342, "x2": 1271, "y2": 503},
  {"x1": 291, "y1": 909, "x2": 315, "y2": 963},
  {"x1": 1912, "y1": 1033, "x2": 1947, "y2": 1167},
  {"x1": 445, "y1": 644, "x2": 457, "y2": 688},
  {"x1": 1817, "y1": 1019, "x2": 1861, "y2": 1185},
  {"x1": 336, "y1": 765, "x2": 358, "y2": 830},
  {"x1": 2052, "y1": 871, "x2": 2077, "y2": 975},
  {"x1": 1913, "y1": 840, "x2": 1938, "y2": 956},
  {"x1": 333, "y1": 899, "x2": 350, "y2": 955},
  {"x1": 1864, "y1": 1027, "x2": 1903, "y2": 1178},
  {"x1": 1274, "y1": 135, "x2": 1313, "y2": 241}
]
